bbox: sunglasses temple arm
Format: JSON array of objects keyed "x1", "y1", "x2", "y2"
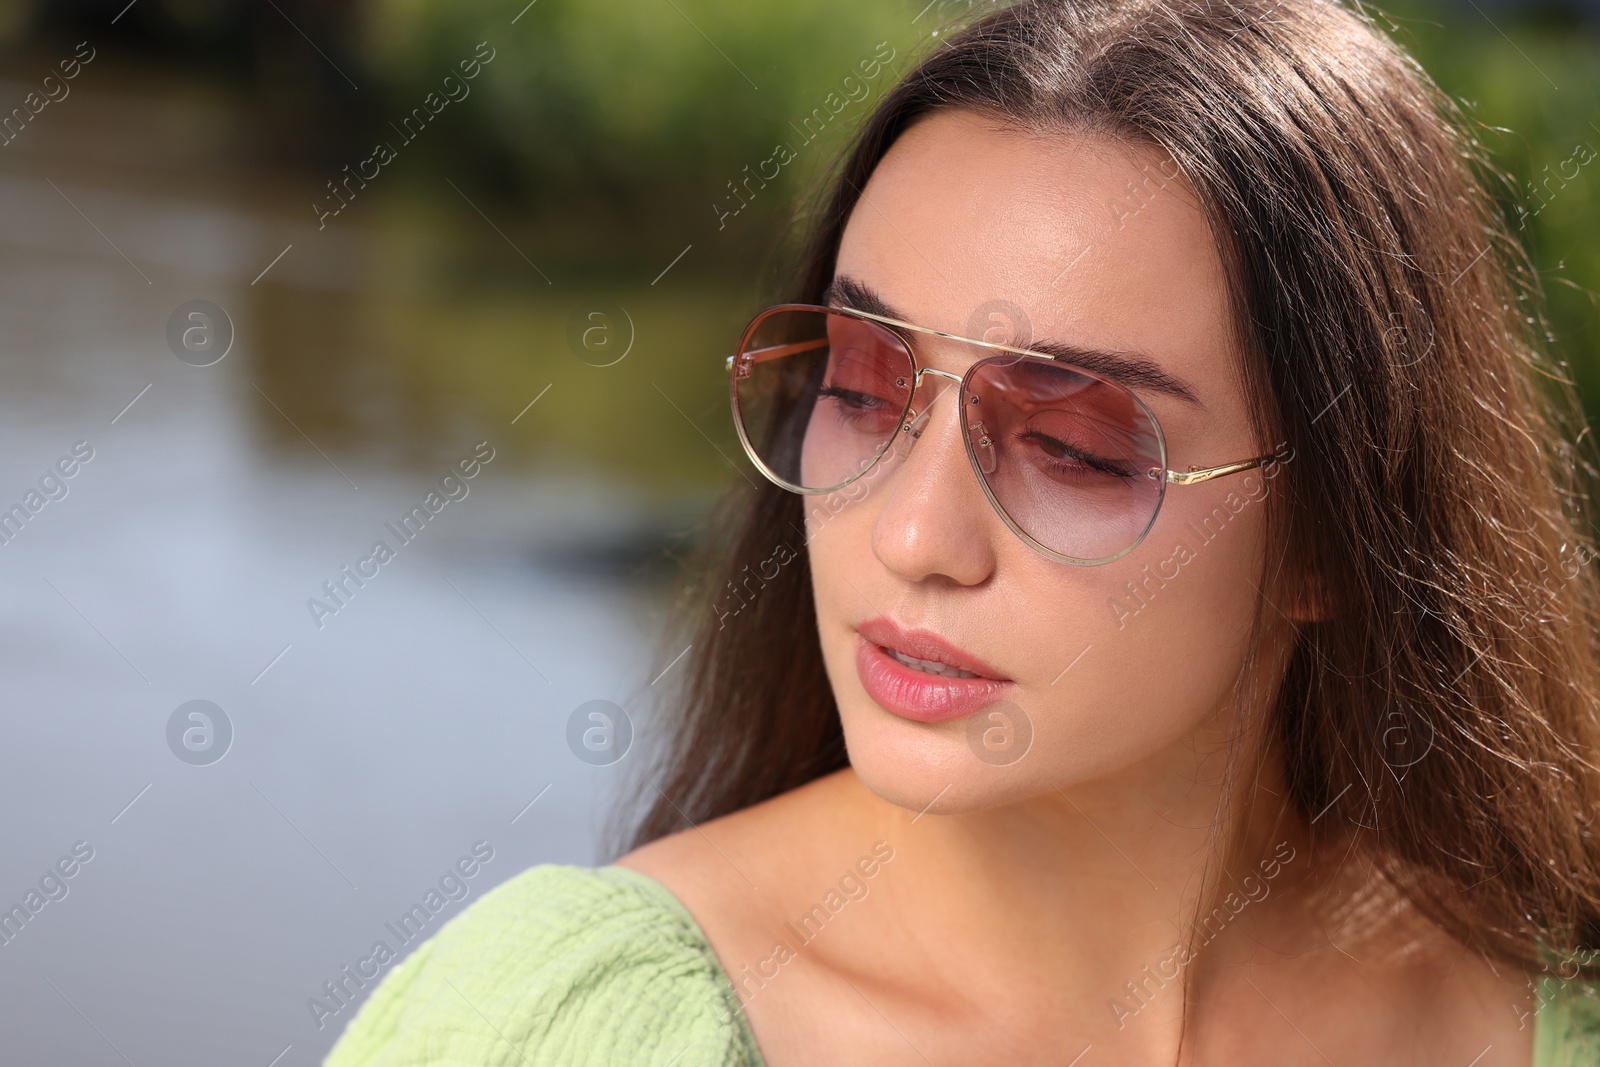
[
  {"x1": 1165, "y1": 446, "x2": 1289, "y2": 485},
  {"x1": 726, "y1": 339, "x2": 830, "y2": 370}
]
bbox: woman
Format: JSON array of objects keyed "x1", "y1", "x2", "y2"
[{"x1": 324, "y1": 0, "x2": 1600, "y2": 1062}]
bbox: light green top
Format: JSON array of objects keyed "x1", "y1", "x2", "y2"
[
  {"x1": 322, "y1": 864, "x2": 760, "y2": 1066},
  {"x1": 323, "y1": 863, "x2": 1600, "y2": 1066},
  {"x1": 1534, "y1": 963, "x2": 1600, "y2": 1067}
]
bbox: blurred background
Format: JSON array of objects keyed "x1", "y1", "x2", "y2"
[{"x1": 0, "y1": 0, "x2": 1593, "y2": 1063}]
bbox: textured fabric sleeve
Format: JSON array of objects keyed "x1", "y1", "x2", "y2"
[{"x1": 322, "y1": 864, "x2": 763, "y2": 1067}]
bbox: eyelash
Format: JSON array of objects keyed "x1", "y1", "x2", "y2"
[{"x1": 1013, "y1": 427, "x2": 1139, "y2": 481}]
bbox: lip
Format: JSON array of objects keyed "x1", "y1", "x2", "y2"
[{"x1": 855, "y1": 617, "x2": 1013, "y2": 723}]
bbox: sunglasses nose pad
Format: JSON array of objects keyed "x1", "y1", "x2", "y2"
[
  {"x1": 968, "y1": 419, "x2": 997, "y2": 475},
  {"x1": 902, "y1": 382, "x2": 949, "y2": 440}
]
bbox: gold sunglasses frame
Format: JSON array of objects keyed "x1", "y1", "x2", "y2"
[{"x1": 727, "y1": 302, "x2": 1289, "y2": 566}]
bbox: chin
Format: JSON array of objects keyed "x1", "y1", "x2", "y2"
[{"x1": 838, "y1": 699, "x2": 1069, "y2": 816}]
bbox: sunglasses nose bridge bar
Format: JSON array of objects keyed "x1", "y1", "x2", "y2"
[
  {"x1": 914, "y1": 367, "x2": 964, "y2": 387},
  {"x1": 900, "y1": 366, "x2": 967, "y2": 439}
]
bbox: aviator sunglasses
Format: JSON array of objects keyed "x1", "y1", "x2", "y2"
[{"x1": 727, "y1": 301, "x2": 1290, "y2": 566}]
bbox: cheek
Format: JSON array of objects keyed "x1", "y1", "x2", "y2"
[
  {"x1": 804, "y1": 488, "x2": 879, "y2": 645},
  {"x1": 804, "y1": 468, "x2": 1267, "y2": 805},
  {"x1": 1037, "y1": 488, "x2": 1267, "y2": 762}
]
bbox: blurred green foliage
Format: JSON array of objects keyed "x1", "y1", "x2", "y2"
[
  {"x1": 11, "y1": 1, "x2": 1597, "y2": 490},
  {"x1": 229, "y1": 0, "x2": 1600, "y2": 492},
  {"x1": 1384, "y1": 0, "x2": 1600, "y2": 409},
  {"x1": 324, "y1": 0, "x2": 970, "y2": 491},
  {"x1": 357, "y1": 0, "x2": 933, "y2": 277},
  {"x1": 353, "y1": 0, "x2": 1600, "y2": 423}
]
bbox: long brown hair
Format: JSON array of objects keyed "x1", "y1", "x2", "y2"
[{"x1": 620, "y1": 0, "x2": 1600, "y2": 980}]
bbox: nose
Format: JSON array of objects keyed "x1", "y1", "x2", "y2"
[{"x1": 869, "y1": 368, "x2": 1000, "y2": 587}]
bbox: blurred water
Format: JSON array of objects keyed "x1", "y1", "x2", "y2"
[{"x1": 0, "y1": 69, "x2": 689, "y2": 1067}]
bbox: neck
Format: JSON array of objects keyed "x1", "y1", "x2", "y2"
[{"x1": 834, "y1": 679, "x2": 1316, "y2": 1056}]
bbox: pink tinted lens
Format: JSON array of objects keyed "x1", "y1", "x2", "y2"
[
  {"x1": 733, "y1": 308, "x2": 914, "y2": 491},
  {"x1": 964, "y1": 355, "x2": 1164, "y2": 562}
]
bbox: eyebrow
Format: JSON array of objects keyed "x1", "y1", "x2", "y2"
[{"x1": 821, "y1": 274, "x2": 1204, "y2": 407}]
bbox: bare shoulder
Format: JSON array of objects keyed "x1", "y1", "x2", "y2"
[
  {"x1": 618, "y1": 769, "x2": 926, "y2": 1063},
  {"x1": 1397, "y1": 921, "x2": 1539, "y2": 1065},
  {"x1": 615, "y1": 768, "x2": 891, "y2": 960}
]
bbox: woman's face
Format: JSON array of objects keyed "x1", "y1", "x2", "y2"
[{"x1": 810, "y1": 109, "x2": 1285, "y2": 812}]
